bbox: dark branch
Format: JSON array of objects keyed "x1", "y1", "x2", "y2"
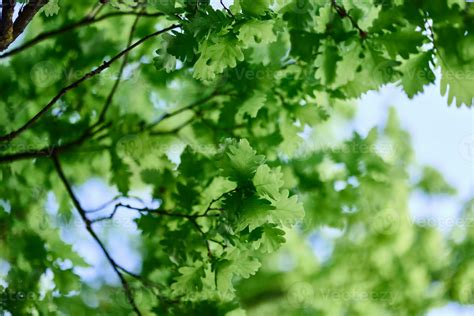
[
  {"x1": 52, "y1": 154, "x2": 142, "y2": 315},
  {"x1": 85, "y1": 195, "x2": 146, "y2": 213},
  {"x1": 0, "y1": 0, "x2": 16, "y2": 49},
  {"x1": 0, "y1": 90, "x2": 224, "y2": 164},
  {"x1": 0, "y1": 23, "x2": 180, "y2": 143},
  {"x1": 90, "y1": 202, "x2": 219, "y2": 223},
  {"x1": 0, "y1": 122, "x2": 109, "y2": 164},
  {"x1": 220, "y1": 0, "x2": 233, "y2": 17},
  {"x1": 0, "y1": 11, "x2": 164, "y2": 59},
  {"x1": 0, "y1": 0, "x2": 48, "y2": 51}
]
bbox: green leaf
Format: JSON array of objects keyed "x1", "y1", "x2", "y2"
[
  {"x1": 279, "y1": 115, "x2": 303, "y2": 155},
  {"x1": 194, "y1": 37, "x2": 244, "y2": 81},
  {"x1": 236, "y1": 196, "x2": 273, "y2": 231},
  {"x1": 240, "y1": 0, "x2": 272, "y2": 16},
  {"x1": 270, "y1": 189, "x2": 304, "y2": 227},
  {"x1": 398, "y1": 51, "x2": 435, "y2": 98},
  {"x1": 110, "y1": 152, "x2": 132, "y2": 195},
  {"x1": 315, "y1": 39, "x2": 340, "y2": 86},
  {"x1": 238, "y1": 20, "x2": 277, "y2": 47},
  {"x1": 222, "y1": 139, "x2": 265, "y2": 183},
  {"x1": 43, "y1": 0, "x2": 60, "y2": 17},
  {"x1": 417, "y1": 166, "x2": 456, "y2": 195},
  {"x1": 332, "y1": 41, "x2": 363, "y2": 88},
  {"x1": 215, "y1": 249, "x2": 261, "y2": 296},
  {"x1": 313, "y1": 4, "x2": 333, "y2": 33},
  {"x1": 440, "y1": 62, "x2": 474, "y2": 107},
  {"x1": 377, "y1": 28, "x2": 426, "y2": 59},
  {"x1": 53, "y1": 268, "x2": 81, "y2": 295},
  {"x1": 235, "y1": 91, "x2": 267, "y2": 120},
  {"x1": 251, "y1": 224, "x2": 286, "y2": 253},
  {"x1": 171, "y1": 264, "x2": 205, "y2": 296},
  {"x1": 253, "y1": 164, "x2": 284, "y2": 200}
]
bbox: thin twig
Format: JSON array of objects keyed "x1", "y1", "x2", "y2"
[
  {"x1": 147, "y1": 90, "x2": 224, "y2": 131},
  {"x1": 90, "y1": 202, "x2": 220, "y2": 259},
  {"x1": 202, "y1": 188, "x2": 237, "y2": 216},
  {"x1": 87, "y1": 2, "x2": 105, "y2": 19},
  {"x1": 52, "y1": 154, "x2": 142, "y2": 315},
  {"x1": 220, "y1": 0, "x2": 233, "y2": 17},
  {"x1": 85, "y1": 195, "x2": 147, "y2": 213},
  {"x1": 90, "y1": 202, "x2": 219, "y2": 223}
]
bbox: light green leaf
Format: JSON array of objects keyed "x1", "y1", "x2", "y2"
[
  {"x1": 315, "y1": 39, "x2": 340, "y2": 86},
  {"x1": 171, "y1": 264, "x2": 205, "y2": 296},
  {"x1": 398, "y1": 51, "x2": 435, "y2": 98},
  {"x1": 238, "y1": 20, "x2": 277, "y2": 47},
  {"x1": 43, "y1": 0, "x2": 60, "y2": 16},
  {"x1": 253, "y1": 164, "x2": 284, "y2": 200},
  {"x1": 236, "y1": 91, "x2": 267, "y2": 120},
  {"x1": 333, "y1": 42, "x2": 363, "y2": 87},
  {"x1": 223, "y1": 139, "x2": 265, "y2": 182},
  {"x1": 270, "y1": 189, "x2": 304, "y2": 227},
  {"x1": 194, "y1": 37, "x2": 244, "y2": 81}
]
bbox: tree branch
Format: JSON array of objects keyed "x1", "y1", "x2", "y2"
[
  {"x1": 0, "y1": 0, "x2": 48, "y2": 51},
  {"x1": 0, "y1": 0, "x2": 16, "y2": 49},
  {"x1": 0, "y1": 23, "x2": 180, "y2": 143},
  {"x1": 90, "y1": 202, "x2": 219, "y2": 259},
  {"x1": 0, "y1": 122, "x2": 108, "y2": 163},
  {"x1": 0, "y1": 89, "x2": 223, "y2": 164},
  {"x1": 90, "y1": 202, "x2": 219, "y2": 224},
  {"x1": 85, "y1": 195, "x2": 146, "y2": 213},
  {"x1": 52, "y1": 153, "x2": 142, "y2": 316},
  {"x1": 0, "y1": 11, "x2": 164, "y2": 59}
]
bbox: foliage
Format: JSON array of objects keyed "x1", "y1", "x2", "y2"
[{"x1": 0, "y1": 0, "x2": 472, "y2": 315}]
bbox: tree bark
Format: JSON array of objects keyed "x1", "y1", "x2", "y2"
[{"x1": 0, "y1": 0, "x2": 48, "y2": 52}]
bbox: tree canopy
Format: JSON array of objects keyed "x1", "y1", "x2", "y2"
[{"x1": 0, "y1": 0, "x2": 473, "y2": 315}]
